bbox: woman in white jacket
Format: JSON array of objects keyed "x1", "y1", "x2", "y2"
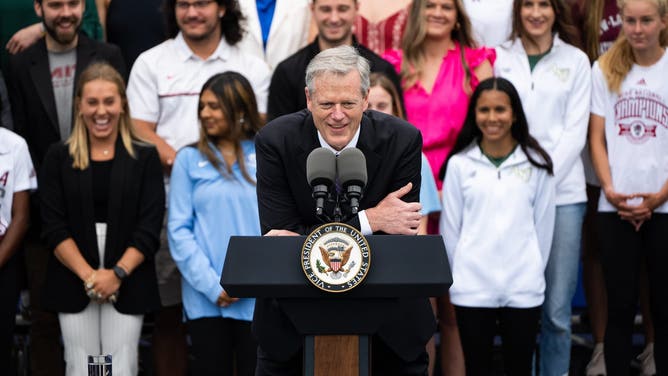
[
  {"x1": 440, "y1": 77, "x2": 555, "y2": 375},
  {"x1": 493, "y1": 1, "x2": 591, "y2": 374}
]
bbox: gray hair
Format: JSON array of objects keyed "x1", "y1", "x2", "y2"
[{"x1": 305, "y1": 45, "x2": 371, "y2": 97}]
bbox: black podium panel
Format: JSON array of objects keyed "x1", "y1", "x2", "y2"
[{"x1": 221, "y1": 235, "x2": 451, "y2": 298}]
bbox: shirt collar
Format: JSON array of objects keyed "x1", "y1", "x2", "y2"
[
  {"x1": 174, "y1": 32, "x2": 231, "y2": 62},
  {"x1": 317, "y1": 125, "x2": 361, "y2": 155}
]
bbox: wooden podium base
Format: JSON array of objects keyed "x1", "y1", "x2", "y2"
[{"x1": 304, "y1": 335, "x2": 369, "y2": 376}]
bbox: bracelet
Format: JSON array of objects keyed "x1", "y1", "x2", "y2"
[{"x1": 83, "y1": 271, "x2": 96, "y2": 290}]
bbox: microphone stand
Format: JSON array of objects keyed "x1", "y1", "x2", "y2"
[{"x1": 315, "y1": 192, "x2": 345, "y2": 223}]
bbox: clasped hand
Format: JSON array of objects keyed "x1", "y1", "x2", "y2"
[
  {"x1": 84, "y1": 269, "x2": 121, "y2": 303},
  {"x1": 605, "y1": 188, "x2": 663, "y2": 231}
]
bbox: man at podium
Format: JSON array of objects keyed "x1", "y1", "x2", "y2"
[{"x1": 253, "y1": 45, "x2": 435, "y2": 375}]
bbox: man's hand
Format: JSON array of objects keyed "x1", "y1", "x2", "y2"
[
  {"x1": 366, "y1": 182, "x2": 422, "y2": 235},
  {"x1": 264, "y1": 229, "x2": 300, "y2": 236},
  {"x1": 6, "y1": 23, "x2": 43, "y2": 55},
  {"x1": 216, "y1": 290, "x2": 239, "y2": 308}
]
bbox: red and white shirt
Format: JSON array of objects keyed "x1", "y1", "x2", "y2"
[
  {"x1": 0, "y1": 128, "x2": 37, "y2": 236},
  {"x1": 591, "y1": 51, "x2": 668, "y2": 213}
]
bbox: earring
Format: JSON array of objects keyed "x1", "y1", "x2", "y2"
[
  {"x1": 455, "y1": 22, "x2": 460, "y2": 30},
  {"x1": 219, "y1": 12, "x2": 224, "y2": 17}
]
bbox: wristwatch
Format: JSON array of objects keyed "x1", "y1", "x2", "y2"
[{"x1": 113, "y1": 265, "x2": 128, "y2": 281}]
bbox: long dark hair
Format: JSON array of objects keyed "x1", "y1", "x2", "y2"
[
  {"x1": 439, "y1": 77, "x2": 553, "y2": 179},
  {"x1": 196, "y1": 71, "x2": 263, "y2": 184},
  {"x1": 164, "y1": 0, "x2": 245, "y2": 45},
  {"x1": 510, "y1": 0, "x2": 582, "y2": 49}
]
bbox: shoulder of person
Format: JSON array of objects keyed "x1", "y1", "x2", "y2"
[
  {"x1": 275, "y1": 41, "x2": 316, "y2": 73},
  {"x1": 357, "y1": 44, "x2": 392, "y2": 68},
  {"x1": 9, "y1": 38, "x2": 47, "y2": 66},
  {"x1": 260, "y1": 109, "x2": 311, "y2": 138},
  {"x1": 43, "y1": 141, "x2": 70, "y2": 161},
  {"x1": 131, "y1": 141, "x2": 160, "y2": 157},
  {"x1": 0, "y1": 128, "x2": 26, "y2": 148},
  {"x1": 520, "y1": 146, "x2": 550, "y2": 166},
  {"x1": 552, "y1": 36, "x2": 589, "y2": 63},
  {"x1": 364, "y1": 110, "x2": 419, "y2": 139},
  {"x1": 131, "y1": 38, "x2": 176, "y2": 68}
]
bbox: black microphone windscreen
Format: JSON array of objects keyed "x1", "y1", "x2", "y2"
[
  {"x1": 337, "y1": 148, "x2": 367, "y2": 186},
  {"x1": 306, "y1": 148, "x2": 336, "y2": 186}
]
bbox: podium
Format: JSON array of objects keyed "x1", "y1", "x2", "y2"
[{"x1": 221, "y1": 234, "x2": 452, "y2": 376}]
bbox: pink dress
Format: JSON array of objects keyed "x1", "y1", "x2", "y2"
[
  {"x1": 354, "y1": 5, "x2": 410, "y2": 56},
  {"x1": 383, "y1": 44, "x2": 495, "y2": 188}
]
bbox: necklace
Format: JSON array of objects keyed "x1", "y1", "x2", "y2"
[{"x1": 102, "y1": 150, "x2": 110, "y2": 155}]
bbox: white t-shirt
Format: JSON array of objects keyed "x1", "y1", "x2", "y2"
[
  {"x1": 0, "y1": 128, "x2": 37, "y2": 236},
  {"x1": 463, "y1": 0, "x2": 514, "y2": 47},
  {"x1": 127, "y1": 33, "x2": 271, "y2": 152},
  {"x1": 591, "y1": 52, "x2": 668, "y2": 213}
]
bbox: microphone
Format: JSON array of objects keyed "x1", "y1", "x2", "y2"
[
  {"x1": 337, "y1": 148, "x2": 367, "y2": 215},
  {"x1": 306, "y1": 148, "x2": 336, "y2": 216}
]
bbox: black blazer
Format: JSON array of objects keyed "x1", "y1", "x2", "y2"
[
  {"x1": 6, "y1": 34, "x2": 126, "y2": 171},
  {"x1": 254, "y1": 109, "x2": 435, "y2": 361},
  {"x1": 39, "y1": 140, "x2": 164, "y2": 314}
]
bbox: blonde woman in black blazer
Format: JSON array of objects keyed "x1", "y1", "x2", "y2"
[{"x1": 39, "y1": 63, "x2": 164, "y2": 376}]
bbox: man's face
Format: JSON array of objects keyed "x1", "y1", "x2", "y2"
[
  {"x1": 306, "y1": 70, "x2": 368, "y2": 151},
  {"x1": 35, "y1": 0, "x2": 84, "y2": 47},
  {"x1": 175, "y1": 0, "x2": 224, "y2": 42},
  {"x1": 311, "y1": 0, "x2": 358, "y2": 46}
]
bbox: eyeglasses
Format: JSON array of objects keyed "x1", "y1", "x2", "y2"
[{"x1": 175, "y1": 0, "x2": 216, "y2": 11}]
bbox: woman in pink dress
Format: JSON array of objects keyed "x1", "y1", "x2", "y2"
[
  {"x1": 383, "y1": 0, "x2": 494, "y2": 190},
  {"x1": 383, "y1": 1, "x2": 493, "y2": 375}
]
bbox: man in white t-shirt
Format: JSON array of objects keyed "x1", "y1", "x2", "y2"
[
  {"x1": 126, "y1": 0, "x2": 269, "y2": 374},
  {"x1": 0, "y1": 128, "x2": 37, "y2": 371}
]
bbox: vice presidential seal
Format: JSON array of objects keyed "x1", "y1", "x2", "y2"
[{"x1": 301, "y1": 223, "x2": 371, "y2": 293}]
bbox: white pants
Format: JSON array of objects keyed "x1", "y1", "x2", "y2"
[{"x1": 58, "y1": 223, "x2": 143, "y2": 376}]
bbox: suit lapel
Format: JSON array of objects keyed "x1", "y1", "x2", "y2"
[
  {"x1": 74, "y1": 35, "x2": 93, "y2": 91},
  {"x1": 297, "y1": 112, "x2": 319, "y2": 179},
  {"x1": 104, "y1": 140, "x2": 129, "y2": 266},
  {"x1": 356, "y1": 115, "x2": 381, "y2": 191},
  {"x1": 267, "y1": 1, "x2": 288, "y2": 41},
  {"x1": 244, "y1": 1, "x2": 263, "y2": 46},
  {"x1": 29, "y1": 40, "x2": 59, "y2": 133},
  {"x1": 76, "y1": 157, "x2": 99, "y2": 266}
]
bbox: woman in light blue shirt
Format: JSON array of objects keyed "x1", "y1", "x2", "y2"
[{"x1": 168, "y1": 72, "x2": 262, "y2": 376}]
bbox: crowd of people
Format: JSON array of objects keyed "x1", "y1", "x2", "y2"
[{"x1": 0, "y1": 0, "x2": 666, "y2": 375}]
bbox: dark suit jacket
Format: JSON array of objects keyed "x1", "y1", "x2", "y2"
[
  {"x1": 267, "y1": 37, "x2": 404, "y2": 121},
  {"x1": 254, "y1": 109, "x2": 435, "y2": 361},
  {"x1": 6, "y1": 34, "x2": 126, "y2": 171},
  {"x1": 39, "y1": 140, "x2": 164, "y2": 314}
]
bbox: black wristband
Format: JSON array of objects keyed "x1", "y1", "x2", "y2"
[{"x1": 113, "y1": 265, "x2": 128, "y2": 281}]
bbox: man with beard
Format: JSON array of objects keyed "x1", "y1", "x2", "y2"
[
  {"x1": 126, "y1": 0, "x2": 269, "y2": 374},
  {"x1": 266, "y1": 0, "x2": 402, "y2": 121},
  {"x1": 5, "y1": 1, "x2": 124, "y2": 375}
]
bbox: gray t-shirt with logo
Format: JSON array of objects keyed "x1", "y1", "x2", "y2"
[{"x1": 48, "y1": 49, "x2": 76, "y2": 140}]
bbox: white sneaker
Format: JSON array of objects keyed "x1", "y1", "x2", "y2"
[
  {"x1": 586, "y1": 343, "x2": 606, "y2": 376},
  {"x1": 637, "y1": 343, "x2": 656, "y2": 376}
]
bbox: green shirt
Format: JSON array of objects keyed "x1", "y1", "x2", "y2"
[{"x1": 527, "y1": 48, "x2": 551, "y2": 72}]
